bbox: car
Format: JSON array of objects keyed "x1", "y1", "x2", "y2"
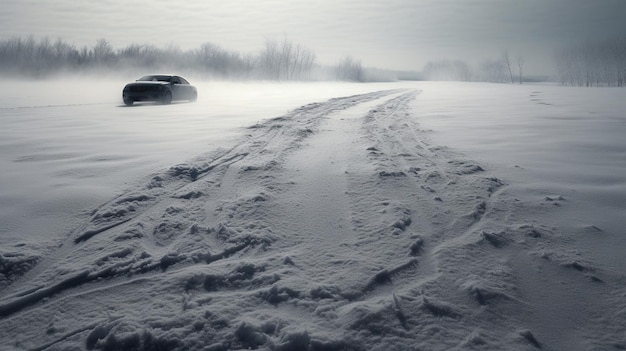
[{"x1": 122, "y1": 75, "x2": 197, "y2": 106}]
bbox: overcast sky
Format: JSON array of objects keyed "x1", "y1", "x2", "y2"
[{"x1": 2, "y1": 0, "x2": 625, "y2": 75}]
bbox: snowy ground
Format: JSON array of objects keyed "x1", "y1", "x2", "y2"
[{"x1": 0, "y1": 79, "x2": 624, "y2": 350}]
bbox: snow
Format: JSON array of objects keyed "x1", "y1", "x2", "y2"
[
  {"x1": 0, "y1": 79, "x2": 625, "y2": 350},
  {"x1": 413, "y1": 82, "x2": 626, "y2": 270}
]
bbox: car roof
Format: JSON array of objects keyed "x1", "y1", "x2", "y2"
[{"x1": 138, "y1": 74, "x2": 175, "y2": 81}]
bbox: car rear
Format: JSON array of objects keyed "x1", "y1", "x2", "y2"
[{"x1": 123, "y1": 82, "x2": 166, "y2": 105}]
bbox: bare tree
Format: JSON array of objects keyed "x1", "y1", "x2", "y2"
[
  {"x1": 0, "y1": 35, "x2": 368, "y2": 81},
  {"x1": 279, "y1": 37, "x2": 292, "y2": 80},
  {"x1": 257, "y1": 38, "x2": 316, "y2": 80},
  {"x1": 118, "y1": 43, "x2": 159, "y2": 68},
  {"x1": 93, "y1": 38, "x2": 115, "y2": 66},
  {"x1": 554, "y1": 37, "x2": 626, "y2": 87},
  {"x1": 615, "y1": 37, "x2": 626, "y2": 86},
  {"x1": 258, "y1": 39, "x2": 281, "y2": 79},
  {"x1": 502, "y1": 50, "x2": 514, "y2": 83},
  {"x1": 336, "y1": 56, "x2": 363, "y2": 81},
  {"x1": 516, "y1": 54, "x2": 525, "y2": 84},
  {"x1": 478, "y1": 59, "x2": 507, "y2": 82}
]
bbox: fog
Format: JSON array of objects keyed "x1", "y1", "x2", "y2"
[
  {"x1": 1, "y1": 1, "x2": 626, "y2": 348},
  {"x1": 2, "y1": 1, "x2": 626, "y2": 76}
]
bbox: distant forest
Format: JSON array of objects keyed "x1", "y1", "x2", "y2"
[
  {"x1": 420, "y1": 37, "x2": 626, "y2": 87},
  {"x1": 0, "y1": 36, "x2": 396, "y2": 82},
  {"x1": 1, "y1": 36, "x2": 624, "y2": 86},
  {"x1": 554, "y1": 37, "x2": 626, "y2": 87}
]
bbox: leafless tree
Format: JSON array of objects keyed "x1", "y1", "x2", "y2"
[
  {"x1": 335, "y1": 56, "x2": 363, "y2": 81},
  {"x1": 516, "y1": 54, "x2": 525, "y2": 84},
  {"x1": 258, "y1": 38, "x2": 316, "y2": 80},
  {"x1": 0, "y1": 35, "x2": 377, "y2": 82},
  {"x1": 502, "y1": 50, "x2": 514, "y2": 83},
  {"x1": 555, "y1": 37, "x2": 626, "y2": 87},
  {"x1": 93, "y1": 39, "x2": 116, "y2": 66},
  {"x1": 118, "y1": 44, "x2": 159, "y2": 68},
  {"x1": 478, "y1": 59, "x2": 508, "y2": 82}
]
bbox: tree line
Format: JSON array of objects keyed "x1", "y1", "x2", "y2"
[
  {"x1": 0, "y1": 36, "x2": 375, "y2": 81},
  {"x1": 421, "y1": 50, "x2": 527, "y2": 84},
  {"x1": 555, "y1": 37, "x2": 626, "y2": 87},
  {"x1": 421, "y1": 38, "x2": 626, "y2": 87},
  {"x1": 12, "y1": 35, "x2": 623, "y2": 86}
]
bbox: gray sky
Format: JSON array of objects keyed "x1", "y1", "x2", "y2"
[{"x1": 2, "y1": 0, "x2": 625, "y2": 75}]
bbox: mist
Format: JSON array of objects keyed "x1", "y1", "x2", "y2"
[
  {"x1": 3, "y1": 34, "x2": 626, "y2": 85},
  {"x1": 3, "y1": 0, "x2": 626, "y2": 78},
  {"x1": 1, "y1": 1, "x2": 626, "y2": 349},
  {"x1": 0, "y1": 36, "x2": 398, "y2": 82}
]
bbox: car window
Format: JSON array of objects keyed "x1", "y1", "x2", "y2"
[
  {"x1": 137, "y1": 75, "x2": 172, "y2": 82},
  {"x1": 179, "y1": 77, "x2": 189, "y2": 85}
]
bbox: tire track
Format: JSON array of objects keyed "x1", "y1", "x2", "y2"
[
  {"x1": 0, "y1": 87, "x2": 524, "y2": 350},
  {"x1": 0, "y1": 89, "x2": 404, "y2": 321}
]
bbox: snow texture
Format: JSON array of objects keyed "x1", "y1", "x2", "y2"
[{"x1": 0, "y1": 80, "x2": 625, "y2": 350}]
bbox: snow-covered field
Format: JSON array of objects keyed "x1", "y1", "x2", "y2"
[{"x1": 0, "y1": 79, "x2": 624, "y2": 350}]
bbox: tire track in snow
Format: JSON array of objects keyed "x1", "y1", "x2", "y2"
[
  {"x1": 0, "y1": 89, "x2": 403, "y2": 321},
  {"x1": 215, "y1": 89, "x2": 514, "y2": 349},
  {"x1": 353, "y1": 91, "x2": 608, "y2": 350},
  {"x1": 272, "y1": 92, "x2": 416, "y2": 285},
  {"x1": 276, "y1": 88, "x2": 535, "y2": 348},
  {"x1": 0, "y1": 86, "x2": 569, "y2": 350}
]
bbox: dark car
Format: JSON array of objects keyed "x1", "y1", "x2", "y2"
[{"x1": 122, "y1": 75, "x2": 197, "y2": 106}]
